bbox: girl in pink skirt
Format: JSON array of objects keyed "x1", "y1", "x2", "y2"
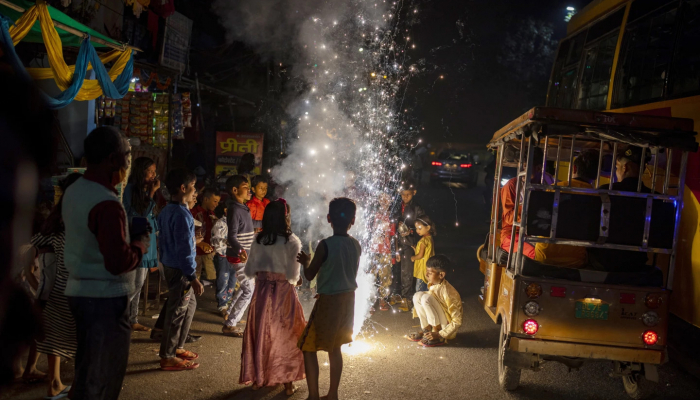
[{"x1": 240, "y1": 200, "x2": 306, "y2": 395}]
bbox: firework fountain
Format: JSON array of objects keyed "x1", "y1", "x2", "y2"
[{"x1": 215, "y1": 0, "x2": 420, "y2": 341}]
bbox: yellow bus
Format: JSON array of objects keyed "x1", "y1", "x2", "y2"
[{"x1": 547, "y1": 0, "x2": 700, "y2": 367}]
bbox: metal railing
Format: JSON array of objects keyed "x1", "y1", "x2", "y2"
[{"x1": 488, "y1": 129, "x2": 689, "y2": 290}]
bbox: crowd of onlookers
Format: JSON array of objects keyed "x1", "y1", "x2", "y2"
[{"x1": 9, "y1": 126, "x2": 464, "y2": 400}]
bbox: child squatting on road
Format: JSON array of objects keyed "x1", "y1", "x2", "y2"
[
  {"x1": 296, "y1": 197, "x2": 362, "y2": 400},
  {"x1": 409, "y1": 254, "x2": 463, "y2": 347}
]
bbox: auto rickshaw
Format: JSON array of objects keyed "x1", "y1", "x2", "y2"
[{"x1": 477, "y1": 107, "x2": 698, "y2": 399}]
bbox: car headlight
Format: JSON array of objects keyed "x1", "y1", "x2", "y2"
[
  {"x1": 523, "y1": 301, "x2": 540, "y2": 317},
  {"x1": 642, "y1": 311, "x2": 659, "y2": 327}
]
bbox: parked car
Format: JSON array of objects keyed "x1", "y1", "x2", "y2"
[{"x1": 430, "y1": 151, "x2": 478, "y2": 187}]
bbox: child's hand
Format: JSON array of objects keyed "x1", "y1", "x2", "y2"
[
  {"x1": 199, "y1": 242, "x2": 213, "y2": 254},
  {"x1": 297, "y1": 251, "x2": 311, "y2": 267},
  {"x1": 424, "y1": 331, "x2": 442, "y2": 341},
  {"x1": 239, "y1": 249, "x2": 248, "y2": 263},
  {"x1": 410, "y1": 256, "x2": 416, "y2": 262},
  {"x1": 191, "y1": 279, "x2": 204, "y2": 296},
  {"x1": 396, "y1": 253, "x2": 401, "y2": 262}
]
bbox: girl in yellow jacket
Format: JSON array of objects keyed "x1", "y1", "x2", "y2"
[{"x1": 409, "y1": 255, "x2": 463, "y2": 347}]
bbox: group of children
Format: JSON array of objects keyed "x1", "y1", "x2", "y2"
[
  {"x1": 157, "y1": 169, "x2": 463, "y2": 398},
  {"x1": 154, "y1": 170, "x2": 272, "y2": 370},
  {"x1": 387, "y1": 181, "x2": 464, "y2": 347}
]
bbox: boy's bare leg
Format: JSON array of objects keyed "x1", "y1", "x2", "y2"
[
  {"x1": 323, "y1": 346, "x2": 343, "y2": 400},
  {"x1": 304, "y1": 351, "x2": 320, "y2": 400},
  {"x1": 47, "y1": 355, "x2": 66, "y2": 396}
]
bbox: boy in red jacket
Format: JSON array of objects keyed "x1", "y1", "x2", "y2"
[{"x1": 246, "y1": 175, "x2": 270, "y2": 233}]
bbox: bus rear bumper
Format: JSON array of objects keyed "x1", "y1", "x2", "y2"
[{"x1": 507, "y1": 337, "x2": 664, "y2": 365}]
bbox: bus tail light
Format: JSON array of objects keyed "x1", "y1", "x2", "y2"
[
  {"x1": 642, "y1": 330, "x2": 658, "y2": 346},
  {"x1": 523, "y1": 319, "x2": 539, "y2": 335}
]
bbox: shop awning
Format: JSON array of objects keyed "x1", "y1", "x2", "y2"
[{"x1": 0, "y1": 0, "x2": 122, "y2": 48}]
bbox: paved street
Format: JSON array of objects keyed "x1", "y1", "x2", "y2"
[{"x1": 4, "y1": 181, "x2": 700, "y2": 400}]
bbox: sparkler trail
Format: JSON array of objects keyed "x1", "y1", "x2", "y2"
[{"x1": 215, "y1": 0, "x2": 422, "y2": 338}]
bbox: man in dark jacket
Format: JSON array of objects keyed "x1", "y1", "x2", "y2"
[{"x1": 392, "y1": 180, "x2": 425, "y2": 309}]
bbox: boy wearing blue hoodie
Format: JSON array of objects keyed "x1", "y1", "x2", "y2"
[{"x1": 157, "y1": 168, "x2": 204, "y2": 371}]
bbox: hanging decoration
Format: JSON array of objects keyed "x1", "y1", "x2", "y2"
[
  {"x1": 0, "y1": 2, "x2": 134, "y2": 108},
  {"x1": 143, "y1": 71, "x2": 171, "y2": 90},
  {"x1": 125, "y1": 0, "x2": 150, "y2": 18}
]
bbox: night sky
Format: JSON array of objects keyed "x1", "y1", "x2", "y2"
[
  {"x1": 403, "y1": 0, "x2": 590, "y2": 145},
  {"x1": 197, "y1": 0, "x2": 593, "y2": 146}
]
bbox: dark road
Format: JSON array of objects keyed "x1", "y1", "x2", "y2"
[{"x1": 4, "y1": 181, "x2": 700, "y2": 400}]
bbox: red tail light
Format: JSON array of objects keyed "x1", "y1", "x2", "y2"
[
  {"x1": 550, "y1": 286, "x2": 566, "y2": 297},
  {"x1": 642, "y1": 330, "x2": 658, "y2": 345},
  {"x1": 523, "y1": 319, "x2": 539, "y2": 335},
  {"x1": 620, "y1": 293, "x2": 636, "y2": 304},
  {"x1": 432, "y1": 161, "x2": 442, "y2": 166},
  {"x1": 460, "y1": 163, "x2": 472, "y2": 168}
]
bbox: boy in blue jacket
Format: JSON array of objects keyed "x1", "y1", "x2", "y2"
[{"x1": 157, "y1": 168, "x2": 204, "y2": 371}]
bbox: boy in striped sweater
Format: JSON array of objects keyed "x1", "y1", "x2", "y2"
[{"x1": 222, "y1": 175, "x2": 255, "y2": 337}]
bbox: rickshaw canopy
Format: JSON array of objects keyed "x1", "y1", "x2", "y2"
[{"x1": 488, "y1": 107, "x2": 698, "y2": 153}]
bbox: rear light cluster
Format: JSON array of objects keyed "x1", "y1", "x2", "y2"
[
  {"x1": 640, "y1": 293, "x2": 663, "y2": 346},
  {"x1": 431, "y1": 161, "x2": 442, "y2": 166},
  {"x1": 460, "y1": 163, "x2": 473, "y2": 168}
]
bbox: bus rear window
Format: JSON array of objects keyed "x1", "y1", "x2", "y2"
[
  {"x1": 577, "y1": 34, "x2": 619, "y2": 110},
  {"x1": 671, "y1": 0, "x2": 700, "y2": 96},
  {"x1": 548, "y1": 32, "x2": 586, "y2": 108},
  {"x1": 613, "y1": 3, "x2": 679, "y2": 108}
]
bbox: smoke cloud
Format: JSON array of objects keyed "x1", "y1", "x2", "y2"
[{"x1": 214, "y1": 0, "x2": 414, "y2": 337}]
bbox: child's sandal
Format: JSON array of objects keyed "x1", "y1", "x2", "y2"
[{"x1": 407, "y1": 332, "x2": 424, "y2": 342}]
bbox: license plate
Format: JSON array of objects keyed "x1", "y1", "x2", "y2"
[{"x1": 575, "y1": 301, "x2": 609, "y2": 320}]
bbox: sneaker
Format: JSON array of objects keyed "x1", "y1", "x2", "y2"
[{"x1": 186, "y1": 334, "x2": 203, "y2": 343}]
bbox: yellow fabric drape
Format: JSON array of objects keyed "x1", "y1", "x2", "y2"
[
  {"x1": 27, "y1": 49, "x2": 122, "y2": 80},
  {"x1": 7, "y1": 4, "x2": 37, "y2": 45},
  {"x1": 6, "y1": 2, "x2": 131, "y2": 101}
]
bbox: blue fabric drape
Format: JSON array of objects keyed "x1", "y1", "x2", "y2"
[
  {"x1": 0, "y1": 15, "x2": 90, "y2": 109},
  {"x1": 86, "y1": 45, "x2": 133, "y2": 99}
]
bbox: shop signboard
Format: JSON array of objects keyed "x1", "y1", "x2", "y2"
[
  {"x1": 215, "y1": 132, "x2": 264, "y2": 177},
  {"x1": 160, "y1": 12, "x2": 193, "y2": 73}
]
